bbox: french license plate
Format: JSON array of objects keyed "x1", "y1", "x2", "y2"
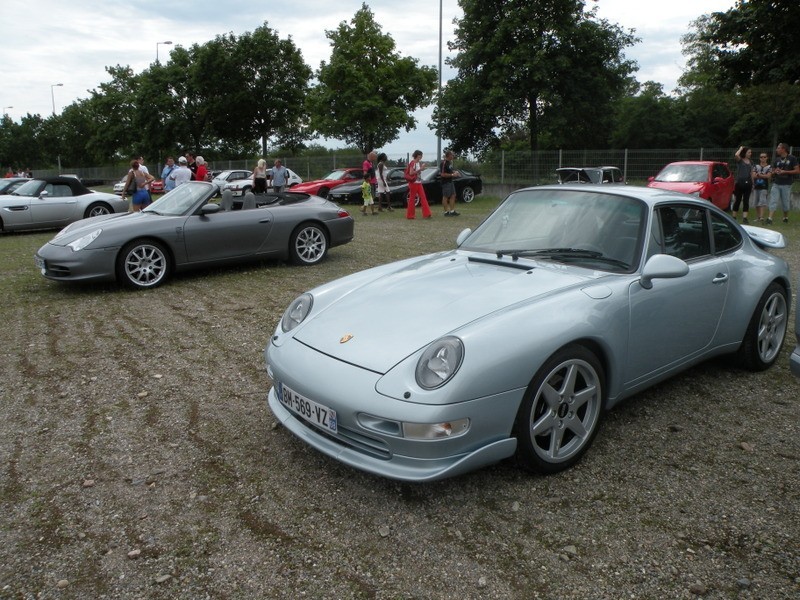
[
  {"x1": 34, "y1": 255, "x2": 45, "y2": 273},
  {"x1": 279, "y1": 383, "x2": 337, "y2": 433}
]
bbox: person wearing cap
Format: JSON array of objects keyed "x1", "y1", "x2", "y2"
[{"x1": 169, "y1": 156, "x2": 192, "y2": 187}]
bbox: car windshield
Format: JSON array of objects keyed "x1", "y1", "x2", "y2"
[
  {"x1": 655, "y1": 164, "x2": 708, "y2": 183},
  {"x1": 558, "y1": 168, "x2": 602, "y2": 183},
  {"x1": 143, "y1": 183, "x2": 212, "y2": 216},
  {"x1": 322, "y1": 170, "x2": 352, "y2": 181},
  {"x1": 460, "y1": 189, "x2": 645, "y2": 272},
  {"x1": 10, "y1": 180, "x2": 45, "y2": 196}
]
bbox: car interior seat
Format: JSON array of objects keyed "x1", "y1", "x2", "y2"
[
  {"x1": 242, "y1": 191, "x2": 256, "y2": 210},
  {"x1": 220, "y1": 189, "x2": 233, "y2": 211}
]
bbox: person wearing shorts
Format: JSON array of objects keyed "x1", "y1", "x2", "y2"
[
  {"x1": 440, "y1": 150, "x2": 460, "y2": 216},
  {"x1": 752, "y1": 152, "x2": 771, "y2": 222},
  {"x1": 768, "y1": 143, "x2": 799, "y2": 224}
]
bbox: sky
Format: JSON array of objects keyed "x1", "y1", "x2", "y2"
[{"x1": 0, "y1": 0, "x2": 736, "y2": 157}]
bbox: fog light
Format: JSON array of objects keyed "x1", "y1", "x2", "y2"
[{"x1": 402, "y1": 418, "x2": 469, "y2": 440}]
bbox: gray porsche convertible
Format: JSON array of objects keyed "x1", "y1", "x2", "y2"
[
  {"x1": 266, "y1": 185, "x2": 790, "y2": 481},
  {"x1": 34, "y1": 182, "x2": 354, "y2": 289}
]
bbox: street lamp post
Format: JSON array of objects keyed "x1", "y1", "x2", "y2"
[
  {"x1": 50, "y1": 83, "x2": 63, "y2": 174},
  {"x1": 156, "y1": 40, "x2": 173, "y2": 63},
  {"x1": 50, "y1": 83, "x2": 63, "y2": 116},
  {"x1": 2, "y1": 106, "x2": 12, "y2": 116},
  {"x1": 436, "y1": 0, "x2": 443, "y2": 162}
]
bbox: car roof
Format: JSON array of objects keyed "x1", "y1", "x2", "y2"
[
  {"x1": 518, "y1": 183, "x2": 715, "y2": 209},
  {"x1": 662, "y1": 161, "x2": 718, "y2": 166}
]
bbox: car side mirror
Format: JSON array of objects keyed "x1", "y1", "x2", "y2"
[
  {"x1": 38, "y1": 190, "x2": 50, "y2": 199},
  {"x1": 640, "y1": 254, "x2": 689, "y2": 289},
  {"x1": 647, "y1": 176, "x2": 655, "y2": 183},
  {"x1": 200, "y1": 203, "x2": 221, "y2": 215},
  {"x1": 456, "y1": 228, "x2": 472, "y2": 247}
]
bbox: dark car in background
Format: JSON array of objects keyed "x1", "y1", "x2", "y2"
[
  {"x1": 329, "y1": 167, "x2": 482, "y2": 207},
  {"x1": 792, "y1": 276, "x2": 800, "y2": 378},
  {"x1": 647, "y1": 161, "x2": 734, "y2": 211}
]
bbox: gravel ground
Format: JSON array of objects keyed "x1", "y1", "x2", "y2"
[{"x1": 0, "y1": 198, "x2": 798, "y2": 599}]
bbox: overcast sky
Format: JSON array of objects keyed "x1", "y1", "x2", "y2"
[{"x1": 0, "y1": 0, "x2": 735, "y2": 156}]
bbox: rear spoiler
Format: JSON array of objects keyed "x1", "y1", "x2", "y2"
[{"x1": 741, "y1": 224, "x2": 786, "y2": 249}]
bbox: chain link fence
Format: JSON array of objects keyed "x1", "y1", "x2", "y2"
[{"x1": 39, "y1": 147, "x2": 797, "y2": 189}]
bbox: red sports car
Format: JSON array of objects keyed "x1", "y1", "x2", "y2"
[
  {"x1": 290, "y1": 168, "x2": 362, "y2": 198},
  {"x1": 150, "y1": 180, "x2": 165, "y2": 194},
  {"x1": 647, "y1": 161, "x2": 734, "y2": 211}
]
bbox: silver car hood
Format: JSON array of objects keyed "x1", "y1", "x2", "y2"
[
  {"x1": 294, "y1": 252, "x2": 595, "y2": 373},
  {"x1": 48, "y1": 212, "x2": 155, "y2": 245}
]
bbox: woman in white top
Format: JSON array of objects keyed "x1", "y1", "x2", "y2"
[
  {"x1": 376, "y1": 153, "x2": 392, "y2": 211},
  {"x1": 253, "y1": 159, "x2": 268, "y2": 194}
]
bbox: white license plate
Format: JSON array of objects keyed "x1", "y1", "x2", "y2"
[{"x1": 279, "y1": 383, "x2": 337, "y2": 433}]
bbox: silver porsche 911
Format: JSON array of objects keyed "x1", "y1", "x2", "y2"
[
  {"x1": 265, "y1": 185, "x2": 790, "y2": 482},
  {"x1": 35, "y1": 182, "x2": 354, "y2": 289},
  {"x1": 1, "y1": 176, "x2": 127, "y2": 232}
]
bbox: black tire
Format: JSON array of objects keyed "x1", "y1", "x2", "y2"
[
  {"x1": 735, "y1": 282, "x2": 788, "y2": 371},
  {"x1": 514, "y1": 344, "x2": 604, "y2": 474},
  {"x1": 84, "y1": 202, "x2": 112, "y2": 218},
  {"x1": 318, "y1": 187, "x2": 329, "y2": 199},
  {"x1": 460, "y1": 186, "x2": 475, "y2": 203},
  {"x1": 289, "y1": 223, "x2": 328, "y2": 266},
  {"x1": 116, "y1": 239, "x2": 171, "y2": 289}
]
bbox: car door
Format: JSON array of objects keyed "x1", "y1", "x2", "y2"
[
  {"x1": 29, "y1": 183, "x2": 79, "y2": 228},
  {"x1": 625, "y1": 205, "x2": 729, "y2": 386},
  {"x1": 181, "y1": 206, "x2": 275, "y2": 264}
]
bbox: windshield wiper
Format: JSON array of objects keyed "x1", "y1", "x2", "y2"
[{"x1": 496, "y1": 248, "x2": 629, "y2": 268}]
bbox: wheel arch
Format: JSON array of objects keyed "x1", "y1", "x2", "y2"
[{"x1": 115, "y1": 235, "x2": 177, "y2": 279}]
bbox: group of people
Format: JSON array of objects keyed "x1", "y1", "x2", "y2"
[
  {"x1": 3, "y1": 167, "x2": 32, "y2": 178},
  {"x1": 359, "y1": 149, "x2": 462, "y2": 219},
  {"x1": 121, "y1": 152, "x2": 209, "y2": 211},
  {"x1": 731, "y1": 142, "x2": 798, "y2": 225},
  {"x1": 252, "y1": 158, "x2": 290, "y2": 193}
]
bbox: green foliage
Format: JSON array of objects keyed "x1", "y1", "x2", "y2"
[
  {"x1": 435, "y1": 0, "x2": 638, "y2": 154},
  {"x1": 307, "y1": 3, "x2": 437, "y2": 153},
  {"x1": 680, "y1": 0, "x2": 800, "y2": 147}
]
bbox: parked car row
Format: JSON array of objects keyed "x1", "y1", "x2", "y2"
[{"x1": 328, "y1": 167, "x2": 483, "y2": 207}]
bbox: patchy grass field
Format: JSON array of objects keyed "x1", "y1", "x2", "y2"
[{"x1": 1, "y1": 194, "x2": 798, "y2": 599}]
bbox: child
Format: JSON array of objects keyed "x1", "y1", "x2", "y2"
[{"x1": 361, "y1": 173, "x2": 377, "y2": 215}]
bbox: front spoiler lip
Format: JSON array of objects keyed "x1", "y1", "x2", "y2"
[{"x1": 267, "y1": 387, "x2": 517, "y2": 482}]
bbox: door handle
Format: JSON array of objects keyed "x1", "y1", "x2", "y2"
[
  {"x1": 259, "y1": 218, "x2": 271, "y2": 223},
  {"x1": 712, "y1": 273, "x2": 728, "y2": 284}
]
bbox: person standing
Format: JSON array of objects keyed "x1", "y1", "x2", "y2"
[
  {"x1": 195, "y1": 156, "x2": 208, "y2": 183},
  {"x1": 752, "y1": 152, "x2": 772, "y2": 223},
  {"x1": 768, "y1": 143, "x2": 799, "y2": 224},
  {"x1": 405, "y1": 150, "x2": 432, "y2": 219},
  {"x1": 440, "y1": 150, "x2": 460, "y2": 216},
  {"x1": 169, "y1": 156, "x2": 192, "y2": 187},
  {"x1": 732, "y1": 146, "x2": 753, "y2": 223},
  {"x1": 253, "y1": 159, "x2": 268, "y2": 194},
  {"x1": 360, "y1": 173, "x2": 377, "y2": 215},
  {"x1": 161, "y1": 156, "x2": 177, "y2": 192},
  {"x1": 185, "y1": 153, "x2": 197, "y2": 180},
  {"x1": 121, "y1": 160, "x2": 154, "y2": 212},
  {"x1": 363, "y1": 151, "x2": 377, "y2": 200},
  {"x1": 271, "y1": 159, "x2": 289, "y2": 193},
  {"x1": 375, "y1": 152, "x2": 392, "y2": 211}
]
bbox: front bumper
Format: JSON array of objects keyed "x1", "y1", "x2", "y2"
[
  {"x1": 265, "y1": 338, "x2": 521, "y2": 482},
  {"x1": 35, "y1": 243, "x2": 119, "y2": 283}
]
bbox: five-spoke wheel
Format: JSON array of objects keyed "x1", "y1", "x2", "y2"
[{"x1": 515, "y1": 344, "x2": 604, "y2": 474}]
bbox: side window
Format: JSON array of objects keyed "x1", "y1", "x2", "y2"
[
  {"x1": 654, "y1": 206, "x2": 711, "y2": 261},
  {"x1": 711, "y1": 212, "x2": 742, "y2": 254}
]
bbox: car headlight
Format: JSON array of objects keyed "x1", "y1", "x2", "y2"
[
  {"x1": 67, "y1": 229, "x2": 102, "y2": 252},
  {"x1": 281, "y1": 293, "x2": 313, "y2": 332},
  {"x1": 415, "y1": 336, "x2": 464, "y2": 389}
]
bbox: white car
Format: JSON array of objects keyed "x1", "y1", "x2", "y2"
[
  {"x1": 224, "y1": 167, "x2": 302, "y2": 197},
  {"x1": 210, "y1": 169, "x2": 253, "y2": 195}
]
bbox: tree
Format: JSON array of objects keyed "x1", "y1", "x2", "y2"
[
  {"x1": 680, "y1": 0, "x2": 800, "y2": 147},
  {"x1": 436, "y1": 0, "x2": 637, "y2": 154},
  {"x1": 610, "y1": 82, "x2": 684, "y2": 148},
  {"x1": 307, "y1": 4, "x2": 437, "y2": 154}
]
